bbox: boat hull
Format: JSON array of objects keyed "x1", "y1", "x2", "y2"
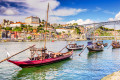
[
  {"x1": 66, "y1": 45, "x2": 84, "y2": 50},
  {"x1": 112, "y1": 45, "x2": 120, "y2": 49},
  {"x1": 7, "y1": 51, "x2": 73, "y2": 68},
  {"x1": 67, "y1": 47, "x2": 83, "y2": 50},
  {"x1": 87, "y1": 46, "x2": 103, "y2": 52}
]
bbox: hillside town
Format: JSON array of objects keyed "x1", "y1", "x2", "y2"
[
  {"x1": 0, "y1": 16, "x2": 120, "y2": 42},
  {"x1": 0, "y1": 16, "x2": 87, "y2": 42}
]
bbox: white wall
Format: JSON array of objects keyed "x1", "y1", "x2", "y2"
[
  {"x1": 56, "y1": 29, "x2": 74, "y2": 33},
  {"x1": 10, "y1": 24, "x2": 21, "y2": 27}
]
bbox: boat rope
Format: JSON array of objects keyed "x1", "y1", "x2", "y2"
[{"x1": 49, "y1": 5, "x2": 59, "y2": 23}]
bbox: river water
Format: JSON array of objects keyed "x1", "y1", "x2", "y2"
[{"x1": 0, "y1": 40, "x2": 120, "y2": 80}]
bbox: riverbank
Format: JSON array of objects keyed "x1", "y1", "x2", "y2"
[
  {"x1": 0, "y1": 38, "x2": 87, "y2": 42},
  {"x1": 101, "y1": 71, "x2": 120, "y2": 80},
  {"x1": 0, "y1": 38, "x2": 118, "y2": 42}
]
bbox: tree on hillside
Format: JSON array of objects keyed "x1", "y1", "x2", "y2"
[
  {"x1": 5, "y1": 27, "x2": 12, "y2": 30},
  {"x1": 75, "y1": 27, "x2": 81, "y2": 34},
  {"x1": 12, "y1": 27, "x2": 22, "y2": 32},
  {"x1": 73, "y1": 23, "x2": 78, "y2": 26}
]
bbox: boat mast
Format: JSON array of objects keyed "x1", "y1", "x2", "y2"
[
  {"x1": 93, "y1": 23, "x2": 95, "y2": 41},
  {"x1": 114, "y1": 24, "x2": 117, "y2": 41},
  {"x1": 44, "y1": 3, "x2": 49, "y2": 48}
]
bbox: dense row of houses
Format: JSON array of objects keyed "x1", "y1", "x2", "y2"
[{"x1": 0, "y1": 29, "x2": 70, "y2": 40}]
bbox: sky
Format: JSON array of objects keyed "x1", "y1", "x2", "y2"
[{"x1": 0, "y1": 0, "x2": 120, "y2": 25}]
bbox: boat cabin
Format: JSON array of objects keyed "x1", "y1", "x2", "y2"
[
  {"x1": 29, "y1": 47, "x2": 49, "y2": 60},
  {"x1": 29, "y1": 47, "x2": 64, "y2": 60},
  {"x1": 68, "y1": 43, "x2": 77, "y2": 48}
]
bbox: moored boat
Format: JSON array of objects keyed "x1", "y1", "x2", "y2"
[
  {"x1": 97, "y1": 41, "x2": 108, "y2": 47},
  {"x1": 112, "y1": 41, "x2": 120, "y2": 48},
  {"x1": 87, "y1": 41, "x2": 104, "y2": 52},
  {"x1": 7, "y1": 47, "x2": 73, "y2": 68},
  {"x1": 66, "y1": 43, "x2": 84, "y2": 50}
]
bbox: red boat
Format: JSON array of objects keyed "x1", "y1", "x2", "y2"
[{"x1": 7, "y1": 47, "x2": 73, "y2": 68}]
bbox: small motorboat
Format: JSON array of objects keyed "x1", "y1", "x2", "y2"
[{"x1": 66, "y1": 43, "x2": 84, "y2": 50}]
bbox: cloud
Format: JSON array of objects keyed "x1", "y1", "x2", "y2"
[
  {"x1": 52, "y1": 8, "x2": 87, "y2": 16},
  {"x1": 3, "y1": 8, "x2": 19, "y2": 15},
  {"x1": 93, "y1": 7, "x2": 115, "y2": 15},
  {"x1": 108, "y1": 12, "x2": 120, "y2": 21},
  {"x1": 94, "y1": 7, "x2": 102, "y2": 12},
  {"x1": 66, "y1": 19, "x2": 94, "y2": 25},
  {"x1": 0, "y1": 0, "x2": 87, "y2": 24},
  {"x1": 115, "y1": 12, "x2": 120, "y2": 20},
  {"x1": 0, "y1": 6, "x2": 19, "y2": 15},
  {"x1": 108, "y1": 18, "x2": 114, "y2": 21},
  {"x1": 103, "y1": 10, "x2": 115, "y2": 15},
  {"x1": 0, "y1": 16, "x2": 27, "y2": 23}
]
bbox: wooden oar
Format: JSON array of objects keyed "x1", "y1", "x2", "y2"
[
  {"x1": 58, "y1": 41, "x2": 72, "y2": 53},
  {"x1": 0, "y1": 45, "x2": 35, "y2": 63},
  {"x1": 107, "y1": 44, "x2": 111, "y2": 49},
  {"x1": 79, "y1": 45, "x2": 87, "y2": 56}
]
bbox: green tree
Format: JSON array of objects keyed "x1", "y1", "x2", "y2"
[
  {"x1": 73, "y1": 23, "x2": 78, "y2": 26},
  {"x1": 5, "y1": 27, "x2": 12, "y2": 30},
  {"x1": 62, "y1": 31, "x2": 65, "y2": 33},
  {"x1": 27, "y1": 36, "x2": 32, "y2": 40},
  {"x1": 75, "y1": 27, "x2": 80, "y2": 34},
  {"x1": 13, "y1": 27, "x2": 22, "y2": 32}
]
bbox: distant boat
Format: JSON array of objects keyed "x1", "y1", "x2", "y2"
[
  {"x1": 66, "y1": 43, "x2": 84, "y2": 50},
  {"x1": 111, "y1": 24, "x2": 120, "y2": 49},
  {"x1": 112, "y1": 41, "x2": 120, "y2": 48},
  {"x1": 87, "y1": 24, "x2": 104, "y2": 52},
  {"x1": 87, "y1": 41, "x2": 104, "y2": 52},
  {"x1": 96, "y1": 41, "x2": 108, "y2": 47}
]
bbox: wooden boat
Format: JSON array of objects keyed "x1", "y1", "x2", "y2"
[
  {"x1": 87, "y1": 41, "x2": 104, "y2": 52},
  {"x1": 111, "y1": 24, "x2": 120, "y2": 49},
  {"x1": 96, "y1": 41, "x2": 108, "y2": 47},
  {"x1": 112, "y1": 41, "x2": 120, "y2": 48},
  {"x1": 7, "y1": 47, "x2": 73, "y2": 68},
  {"x1": 66, "y1": 43, "x2": 84, "y2": 50}
]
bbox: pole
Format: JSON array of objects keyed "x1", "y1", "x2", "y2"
[
  {"x1": 0, "y1": 45, "x2": 35, "y2": 63},
  {"x1": 58, "y1": 41, "x2": 72, "y2": 53},
  {"x1": 79, "y1": 45, "x2": 87, "y2": 56},
  {"x1": 93, "y1": 23, "x2": 95, "y2": 41},
  {"x1": 44, "y1": 3, "x2": 49, "y2": 48},
  {"x1": 114, "y1": 24, "x2": 117, "y2": 41}
]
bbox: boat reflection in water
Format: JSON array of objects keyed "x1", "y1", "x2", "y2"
[
  {"x1": 87, "y1": 51, "x2": 103, "y2": 59},
  {"x1": 11, "y1": 58, "x2": 71, "y2": 80}
]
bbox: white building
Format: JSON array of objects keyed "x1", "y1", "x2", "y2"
[
  {"x1": 56, "y1": 28, "x2": 74, "y2": 34},
  {"x1": 10, "y1": 22, "x2": 26, "y2": 28},
  {"x1": 25, "y1": 16, "x2": 40, "y2": 27}
]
